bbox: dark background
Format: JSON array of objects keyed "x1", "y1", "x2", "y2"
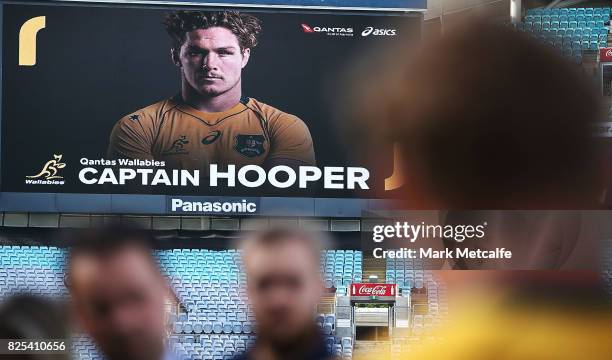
[{"x1": 2, "y1": 2, "x2": 421, "y2": 197}]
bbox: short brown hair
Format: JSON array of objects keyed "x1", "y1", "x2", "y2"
[
  {"x1": 240, "y1": 229, "x2": 326, "y2": 269},
  {"x1": 164, "y1": 10, "x2": 262, "y2": 51},
  {"x1": 65, "y1": 227, "x2": 158, "y2": 289}
]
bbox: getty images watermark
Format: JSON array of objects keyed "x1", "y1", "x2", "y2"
[
  {"x1": 361, "y1": 210, "x2": 609, "y2": 271},
  {"x1": 369, "y1": 220, "x2": 512, "y2": 261}
]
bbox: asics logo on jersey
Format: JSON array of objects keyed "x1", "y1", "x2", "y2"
[{"x1": 202, "y1": 130, "x2": 222, "y2": 145}]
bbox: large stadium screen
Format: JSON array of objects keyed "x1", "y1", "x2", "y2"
[{"x1": 1, "y1": 1, "x2": 422, "y2": 202}]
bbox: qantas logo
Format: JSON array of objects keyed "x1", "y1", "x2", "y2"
[
  {"x1": 301, "y1": 24, "x2": 315, "y2": 33},
  {"x1": 300, "y1": 23, "x2": 354, "y2": 37}
]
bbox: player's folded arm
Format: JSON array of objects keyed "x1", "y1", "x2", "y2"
[{"x1": 264, "y1": 113, "x2": 316, "y2": 169}]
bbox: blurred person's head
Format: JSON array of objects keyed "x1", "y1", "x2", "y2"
[
  {"x1": 241, "y1": 229, "x2": 324, "y2": 348},
  {"x1": 67, "y1": 228, "x2": 168, "y2": 360},
  {"x1": 0, "y1": 294, "x2": 70, "y2": 360},
  {"x1": 351, "y1": 22, "x2": 602, "y2": 209}
]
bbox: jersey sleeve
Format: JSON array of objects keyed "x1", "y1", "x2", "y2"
[
  {"x1": 107, "y1": 112, "x2": 156, "y2": 160},
  {"x1": 267, "y1": 113, "x2": 316, "y2": 165}
]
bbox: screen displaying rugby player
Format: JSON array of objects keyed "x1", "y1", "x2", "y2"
[{"x1": 108, "y1": 11, "x2": 316, "y2": 173}]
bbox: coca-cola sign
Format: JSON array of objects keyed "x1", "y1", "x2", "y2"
[
  {"x1": 600, "y1": 48, "x2": 612, "y2": 62},
  {"x1": 350, "y1": 283, "x2": 397, "y2": 297}
]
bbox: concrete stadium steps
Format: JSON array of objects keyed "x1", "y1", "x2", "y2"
[
  {"x1": 362, "y1": 256, "x2": 387, "y2": 283},
  {"x1": 354, "y1": 308, "x2": 390, "y2": 327},
  {"x1": 317, "y1": 294, "x2": 336, "y2": 314},
  {"x1": 354, "y1": 341, "x2": 391, "y2": 359}
]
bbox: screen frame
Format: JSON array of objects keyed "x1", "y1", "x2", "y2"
[{"x1": 0, "y1": 0, "x2": 423, "y2": 216}]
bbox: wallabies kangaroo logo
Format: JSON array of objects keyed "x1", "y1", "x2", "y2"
[
  {"x1": 162, "y1": 135, "x2": 190, "y2": 155},
  {"x1": 27, "y1": 154, "x2": 66, "y2": 180}
]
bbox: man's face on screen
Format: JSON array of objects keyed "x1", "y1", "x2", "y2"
[
  {"x1": 70, "y1": 247, "x2": 167, "y2": 360},
  {"x1": 177, "y1": 27, "x2": 250, "y2": 98},
  {"x1": 245, "y1": 240, "x2": 323, "y2": 345}
]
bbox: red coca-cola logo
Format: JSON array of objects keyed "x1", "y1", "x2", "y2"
[
  {"x1": 351, "y1": 283, "x2": 396, "y2": 297},
  {"x1": 358, "y1": 285, "x2": 387, "y2": 295}
]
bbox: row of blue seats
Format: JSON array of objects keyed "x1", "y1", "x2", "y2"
[
  {"x1": 538, "y1": 38, "x2": 606, "y2": 51},
  {"x1": 533, "y1": 33, "x2": 608, "y2": 43},
  {"x1": 171, "y1": 335, "x2": 353, "y2": 360},
  {"x1": 172, "y1": 334, "x2": 254, "y2": 346},
  {"x1": 172, "y1": 313, "x2": 252, "y2": 323},
  {"x1": 529, "y1": 28, "x2": 608, "y2": 37},
  {"x1": 527, "y1": 7, "x2": 611, "y2": 16},
  {"x1": 171, "y1": 335, "x2": 254, "y2": 360},
  {"x1": 171, "y1": 315, "x2": 337, "y2": 336},
  {"x1": 174, "y1": 321, "x2": 254, "y2": 335},
  {"x1": 525, "y1": 15, "x2": 609, "y2": 23},
  {"x1": 520, "y1": 23, "x2": 608, "y2": 34},
  {"x1": 528, "y1": 32, "x2": 605, "y2": 51}
]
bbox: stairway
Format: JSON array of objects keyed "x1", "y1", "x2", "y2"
[
  {"x1": 317, "y1": 294, "x2": 336, "y2": 314},
  {"x1": 354, "y1": 341, "x2": 391, "y2": 359},
  {"x1": 362, "y1": 256, "x2": 387, "y2": 283}
]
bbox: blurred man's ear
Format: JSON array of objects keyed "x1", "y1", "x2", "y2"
[{"x1": 171, "y1": 48, "x2": 181, "y2": 67}]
